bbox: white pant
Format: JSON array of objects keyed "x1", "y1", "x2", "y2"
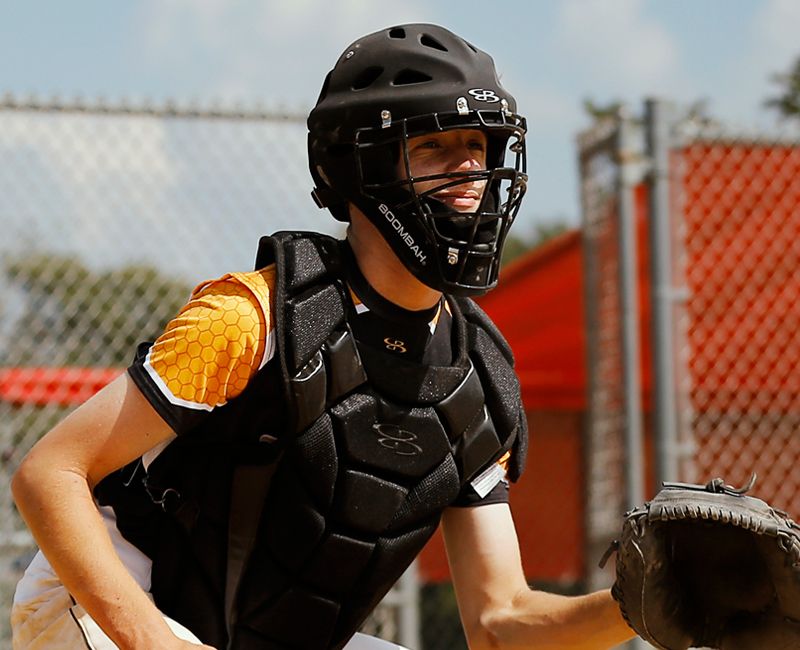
[
  {"x1": 13, "y1": 506, "x2": 411, "y2": 649},
  {"x1": 13, "y1": 586, "x2": 408, "y2": 649},
  {"x1": 12, "y1": 549, "x2": 410, "y2": 650},
  {"x1": 11, "y1": 570, "x2": 203, "y2": 649}
]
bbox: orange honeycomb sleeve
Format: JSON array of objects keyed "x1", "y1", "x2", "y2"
[{"x1": 139, "y1": 266, "x2": 276, "y2": 412}]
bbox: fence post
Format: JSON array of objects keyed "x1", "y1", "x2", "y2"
[
  {"x1": 397, "y1": 561, "x2": 421, "y2": 650},
  {"x1": 615, "y1": 113, "x2": 646, "y2": 512},
  {"x1": 578, "y1": 121, "x2": 623, "y2": 593},
  {"x1": 378, "y1": 561, "x2": 421, "y2": 650},
  {"x1": 644, "y1": 98, "x2": 680, "y2": 487},
  {"x1": 616, "y1": 113, "x2": 650, "y2": 650}
]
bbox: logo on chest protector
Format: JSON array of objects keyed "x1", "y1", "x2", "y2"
[{"x1": 372, "y1": 423, "x2": 423, "y2": 456}]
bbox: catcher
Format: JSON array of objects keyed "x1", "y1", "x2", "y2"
[
  {"x1": 11, "y1": 24, "x2": 634, "y2": 650},
  {"x1": 602, "y1": 475, "x2": 800, "y2": 650}
]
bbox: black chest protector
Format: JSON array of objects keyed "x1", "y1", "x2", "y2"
[{"x1": 110, "y1": 232, "x2": 527, "y2": 650}]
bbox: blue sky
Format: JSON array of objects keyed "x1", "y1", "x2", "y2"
[{"x1": 2, "y1": 0, "x2": 798, "y2": 234}]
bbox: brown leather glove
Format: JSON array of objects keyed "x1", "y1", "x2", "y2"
[{"x1": 601, "y1": 476, "x2": 800, "y2": 650}]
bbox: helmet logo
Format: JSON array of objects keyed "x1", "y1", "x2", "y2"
[{"x1": 468, "y1": 88, "x2": 501, "y2": 103}]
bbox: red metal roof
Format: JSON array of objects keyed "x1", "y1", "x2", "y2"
[
  {"x1": 0, "y1": 366, "x2": 121, "y2": 406},
  {"x1": 478, "y1": 230, "x2": 588, "y2": 410}
]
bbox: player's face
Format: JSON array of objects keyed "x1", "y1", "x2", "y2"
[{"x1": 402, "y1": 129, "x2": 488, "y2": 213}]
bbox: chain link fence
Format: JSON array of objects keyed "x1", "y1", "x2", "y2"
[
  {"x1": 7, "y1": 92, "x2": 798, "y2": 649},
  {"x1": 678, "y1": 129, "x2": 800, "y2": 512},
  {"x1": 0, "y1": 96, "x2": 438, "y2": 646},
  {"x1": 578, "y1": 119, "x2": 630, "y2": 592},
  {"x1": 580, "y1": 101, "x2": 800, "y2": 642}
]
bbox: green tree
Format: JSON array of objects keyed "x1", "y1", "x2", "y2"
[
  {"x1": 2, "y1": 253, "x2": 191, "y2": 367},
  {"x1": 530, "y1": 220, "x2": 570, "y2": 247},
  {"x1": 501, "y1": 234, "x2": 532, "y2": 266},
  {"x1": 584, "y1": 96, "x2": 718, "y2": 128},
  {"x1": 583, "y1": 98, "x2": 625, "y2": 123},
  {"x1": 765, "y1": 55, "x2": 800, "y2": 119},
  {"x1": 502, "y1": 219, "x2": 571, "y2": 267}
]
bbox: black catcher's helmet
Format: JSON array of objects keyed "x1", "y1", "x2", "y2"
[{"x1": 308, "y1": 23, "x2": 527, "y2": 296}]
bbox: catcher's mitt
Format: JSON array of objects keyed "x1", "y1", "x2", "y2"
[{"x1": 600, "y1": 475, "x2": 800, "y2": 650}]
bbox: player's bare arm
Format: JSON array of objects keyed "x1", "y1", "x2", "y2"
[
  {"x1": 11, "y1": 373, "x2": 214, "y2": 649},
  {"x1": 442, "y1": 504, "x2": 634, "y2": 649}
]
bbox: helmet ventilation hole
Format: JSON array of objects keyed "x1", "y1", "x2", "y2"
[
  {"x1": 393, "y1": 69, "x2": 433, "y2": 86},
  {"x1": 352, "y1": 66, "x2": 384, "y2": 90},
  {"x1": 420, "y1": 34, "x2": 448, "y2": 52},
  {"x1": 389, "y1": 27, "x2": 406, "y2": 39}
]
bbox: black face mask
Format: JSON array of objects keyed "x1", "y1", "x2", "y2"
[{"x1": 307, "y1": 23, "x2": 528, "y2": 296}]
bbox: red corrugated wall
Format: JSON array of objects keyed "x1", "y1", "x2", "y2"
[{"x1": 420, "y1": 230, "x2": 591, "y2": 584}]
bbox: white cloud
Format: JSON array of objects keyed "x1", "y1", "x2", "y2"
[
  {"x1": 142, "y1": 0, "x2": 233, "y2": 61},
  {"x1": 752, "y1": 0, "x2": 800, "y2": 66},
  {"x1": 714, "y1": 0, "x2": 800, "y2": 126},
  {"x1": 555, "y1": 0, "x2": 680, "y2": 94},
  {"x1": 0, "y1": 108, "x2": 336, "y2": 280},
  {"x1": 136, "y1": 0, "x2": 434, "y2": 105},
  {"x1": 515, "y1": 83, "x2": 581, "y2": 134},
  {"x1": 0, "y1": 111, "x2": 179, "y2": 268}
]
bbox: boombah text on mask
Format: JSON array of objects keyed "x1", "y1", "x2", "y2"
[{"x1": 378, "y1": 204, "x2": 427, "y2": 265}]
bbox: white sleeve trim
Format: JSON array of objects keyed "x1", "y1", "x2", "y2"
[
  {"x1": 142, "y1": 346, "x2": 216, "y2": 412},
  {"x1": 259, "y1": 327, "x2": 276, "y2": 370}
]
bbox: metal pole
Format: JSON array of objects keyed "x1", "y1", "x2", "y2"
[
  {"x1": 616, "y1": 115, "x2": 646, "y2": 511},
  {"x1": 644, "y1": 98, "x2": 679, "y2": 486},
  {"x1": 395, "y1": 561, "x2": 421, "y2": 650},
  {"x1": 577, "y1": 135, "x2": 603, "y2": 592},
  {"x1": 616, "y1": 112, "x2": 648, "y2": 650}
]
